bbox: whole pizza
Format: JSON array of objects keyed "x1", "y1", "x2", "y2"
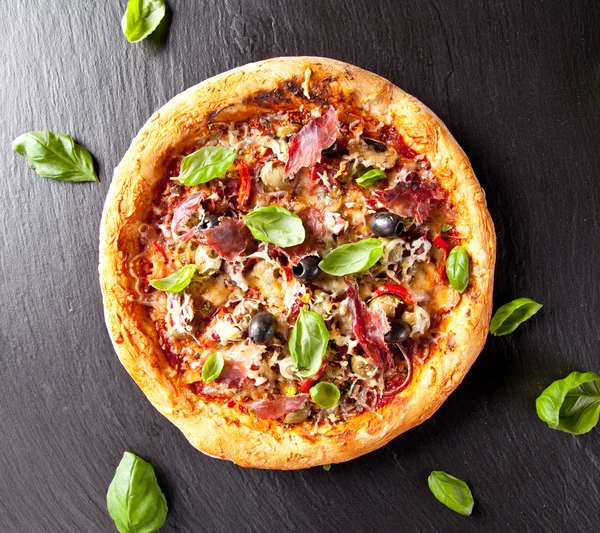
[{"x1": 99, "y1": 57, "x2": 495, "y2": 469}]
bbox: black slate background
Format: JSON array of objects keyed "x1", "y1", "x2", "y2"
[{"x1": 1, "y1": 1, "x2": 599, "y2": 531}]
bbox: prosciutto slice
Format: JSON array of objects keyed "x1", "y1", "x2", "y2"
[
  {"x1": 203, "y1": 218, "x2": 250, "y2": 260},
  {"x1": 249, "y1": 394, "x2": 309, "y2": 420},
  {"x1": 284, "y1": 107, "x2": 340, "y2": 177},
  {"x1": 345, "y1": 280, "x2": 393, "y2": 368},
  {"x1": 373, "y1": 182, "x2": 444, "y2": 224},
  {"x1": 215, "y1": 363, "x2": 247, "y2": 388},
  {"x1": 171, "y1": 193, "x2": 204, "y2": 241}
]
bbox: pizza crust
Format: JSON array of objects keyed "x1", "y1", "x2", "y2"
[{"x1": 99, "y1": 57, "x2": 496, "y2": 469}]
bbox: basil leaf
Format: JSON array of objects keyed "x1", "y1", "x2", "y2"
[
  {"x1": 309, "y1": 382, "x2": 340, "y2": 409},
  {"x1": 536, "y1": 371, "x2": 600, "y2": 434},
  {"x1": 107, "y1": 451, "x2": 168, "y2": 533},
  {"x1": 202, "y1": 352, "x2": 224, "y2": 383},
  {"x1": 122, "y1": 0, "x2": 166, "y2": 43},
  {"x1": 244, "y1": 206, "x2": 305, "y2": 248},
  {"x1": 322, "y1": 464, "x2": 332, "y2": 471},
  {"x1": 12, "y1": 131, "x2": 98, "y2": 183},
  {"x1": 441, "y1": 223, "x2": 453, "y2": 232},
  {"x1": 428, "y1": 471, "x2": 474, "y2": 516},
  {"x1": 175, "y1": 146, "x2": 236, "y2": 186},
  {"x1": 490, "y1": 298, "x2": 543, "y2": 336},
  {"x1": 149, "y1": 264, "x2": 197, "y2": 292},
  {"x1": 319, "y1": 238, "x2": 383, "y2": 276},
  {"x1": 355, "y1": 169, "x2": 386, "y2": 188},
  {"x1": 288, "y1": 309, "x2": 329, "y2": 377},
  {"x1": 446, "y1": 245, "x2": 469, "y2": 292}
]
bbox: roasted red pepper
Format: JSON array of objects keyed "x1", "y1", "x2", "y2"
[
  {"x1": 237, "y1": 160, "x2": 252, "y2": 206},
  {"x1": 297, "y1": 360, "x2": 328, "y2": 392},
  {"x1": 433, "y1": 235, "x2": 450, "y2": 281},
  {"x1": 433, "y1": 234, "x2": 451, "y2": 254},
  {"x1": 151, "y1": 241, "x2": 168, "y2": 262},
  {"x1": 372, "y1": 284, "x2": 415, "y2": 305}
]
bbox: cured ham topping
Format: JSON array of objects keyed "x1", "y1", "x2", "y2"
[
  {"x1": 345, "y1": 281, "x2": 393, "y2": 368},
  {"x1": 203, "y1": 218, "x2": 250, "y2": 260},
  {"x1": 284, "y1": 106, "x2": 340, "y2": 177},
  {"x1": 170, "y1": 192, "x2": 204, "y2": 241},
  {"x1": 249, "y1": 394, "x2": 309, "y2": 420},
  {"x1": 286, "y1": 205, "x2": 325, "y2": 261},
  {"x1": 373, "y1": 181, "x2": 444, "y2": 224}
]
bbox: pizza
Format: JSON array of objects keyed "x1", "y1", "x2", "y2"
[{"x1": 99, "y1": 57, "x2": 495, "y2": 469}]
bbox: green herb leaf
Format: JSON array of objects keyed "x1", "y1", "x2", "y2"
[
  {"x1": 288, "y1": 309, "x2": 329, "y2": 377},
  {"x1": 244, "y1": 206, "x2": 305, "y2": 248},
  {"x1": 355, "y1": 169, "x2": 386, "y2": 188},
  {"x1": 12, "y1": 131, "x2": 98, "y2": 182},
  {"x1": 319, "y1": 238, "x2": 383, "y2": 276},
  {"x1": 107, "y1": 451, "x2": 168, "y2": 533},
  {"x1": 441, "y1": 223, "x2": 453, "y2": 232},
  {"x1": 490, "y1": 298, "x2": 543, "y2": 336},
  {"x1": 149, "y1": 264, "x2": 197, "y2": 292},
  {"x1": 175, "y1": 146, "x2": 236, "y2": 186},
  {"x1": 309, "y1": 382, "x2": 340, "y2": 409},
  {"x1": 122, "y1": 0, "x2": 166, "y2": 43},
  {"x1": 202, "y1": 352, "x2": 224, "y2": 384},
  {"x1": 536, "y1": 371, "x2": 600, "y2": 434},
  {"x1": 428, "y1": 471, "x2": 474, "y2": 516},
  {"x1": 446, "y1": 246, "x2": 469, "y2": 292},
  {"x1": 322, "y1": 464, "x2": 332, "y2": 471}
]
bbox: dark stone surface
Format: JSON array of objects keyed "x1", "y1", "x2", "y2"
[{"x1": 1, "y1": 1, "x2": 599, "y2": 531}]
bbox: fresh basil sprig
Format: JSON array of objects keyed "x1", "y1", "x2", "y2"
[
  {"x1": 446, "y1": 245, "x2": 469, "y2": 292},
  {"x1": 428, "y1": 471, "x2": 474, "y2": 516},
  {"x1": 149, "y1": 264, "x2": 197, "y2": 292},
  {"x1": 319, "y1": 238, "x2": 383, "y2": 276},
  {"x1": 288, "y1": 309, "x2": 329, "y2": 377},
  {"x1": 122, "y1": 0, "x2": 166, "y2": 43},
  {"x1": 322, "y1": 464, "x2": 332, "y2": 471},
  {"x1": 310, "y1": 382, "x2": 340, "y2": 409},
  {"x1": 175, "y1": 146, "x2": 236, "y2": 186},
  {"x1": 12, "y1": 131, "x2": 98, "y2": 182},
  {"x1": 355, "y1": 169, "x2": 386, "y2": 188},
  {"x1": 202, "y1": 352, "x2": 224, "y2": 383},
  {"x1": 441, "y1": 223, "x2": 453, "y2": 233},
  {"x1": 536, "y1": 371, "x2": 600, "y2": 434},
  {"x1": 107, "y1": 451, "x2": 168, "y2": 533},
  {"x1": 244, "y1": 206, "x2": 305, "y2": 248},
  {"x1": 490, "y1": 298, "x2": 543, "y2": 336}
]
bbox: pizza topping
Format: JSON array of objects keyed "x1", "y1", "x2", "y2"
[
  {"x1": 369, "y1": 211, "x2": 404, "y2": 238},
  {"x1": 248, "y1": 312, "x2": 278, "y2": 344},
  {"x1": 175, "y1": 146, "x2": 237, "y2": 186},
  {"x1": 284, "y1": 106, "x2": 340, "y2": 177},
  {"x1": 309, "y1": 382, "x2": 341, "y2": 409},
  {"x1": 259, "y1": 161, "x2": 293, "y2": 190},
  {"x1": 149, "y1": 264, "x2": 197, "y2": 293},
  {"x1": 345, "y1": 280, "x2": 392, "y2": 368},
  {"x1": 249, "y1": 394, "x2": 310, "y2": 420},
  {"x1": 170, "y1": 192, "x2": 205, "y2": 241},
  {"x1": 244, "y1": 206, "x2": 306, "y2": 247},
  {"x1": 356, "y1": 168, "x2": 387, "y2": 188},
  {"x1": 384, "y1": 320, "x2": 411, "y2": 344},
  {"x1": 203, "y1": 218, "x2": 250, "y2": 260},
  {"x1": 373, "y1": 181, "x2": 444, "y2": 224},
  {"x1": 346, "y1": 137, "x2": 397, "y2": 170},
  {"x1": 165, "y1": 292, "x2": 195, "y2": 339},
  {"x1": 288, "y1": 308, "x2": 329, "y2": 377},
  {"x1": 372, "y1": 284, "x2": 415, "y2": 306},
  {"x1": 291, "y1": 255, "x2": 321, "y2": 281},
  {"x1": 446, "y1": 245, "x2": 470, "y2": 293},
  {"x1": 319, "y1": 239, "x2": 383, "y2": 276},
  {"x1": 202, "y1": 352, "x2": 224, "y2": 383}
]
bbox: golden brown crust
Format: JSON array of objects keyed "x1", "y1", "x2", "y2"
[{"x1": 99, "y1": 57, "x2": 496, "y2": 469}]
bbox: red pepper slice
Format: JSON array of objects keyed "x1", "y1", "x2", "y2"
[
  {"x1": 237, "y1": 160, "x2": 252, "y2": 206},
  {"x1": 297, "y1": 360, "x2": 328, "y2": 392},
  {"x1": 151, "y1": 241, "x2": 168, "y2": 262},
  {"x1": 433, "y1": 234, "x2": 451, "y2": 254},
  {"x1": 372, "y1": 284, "x2": 415, "y2": 305}
]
